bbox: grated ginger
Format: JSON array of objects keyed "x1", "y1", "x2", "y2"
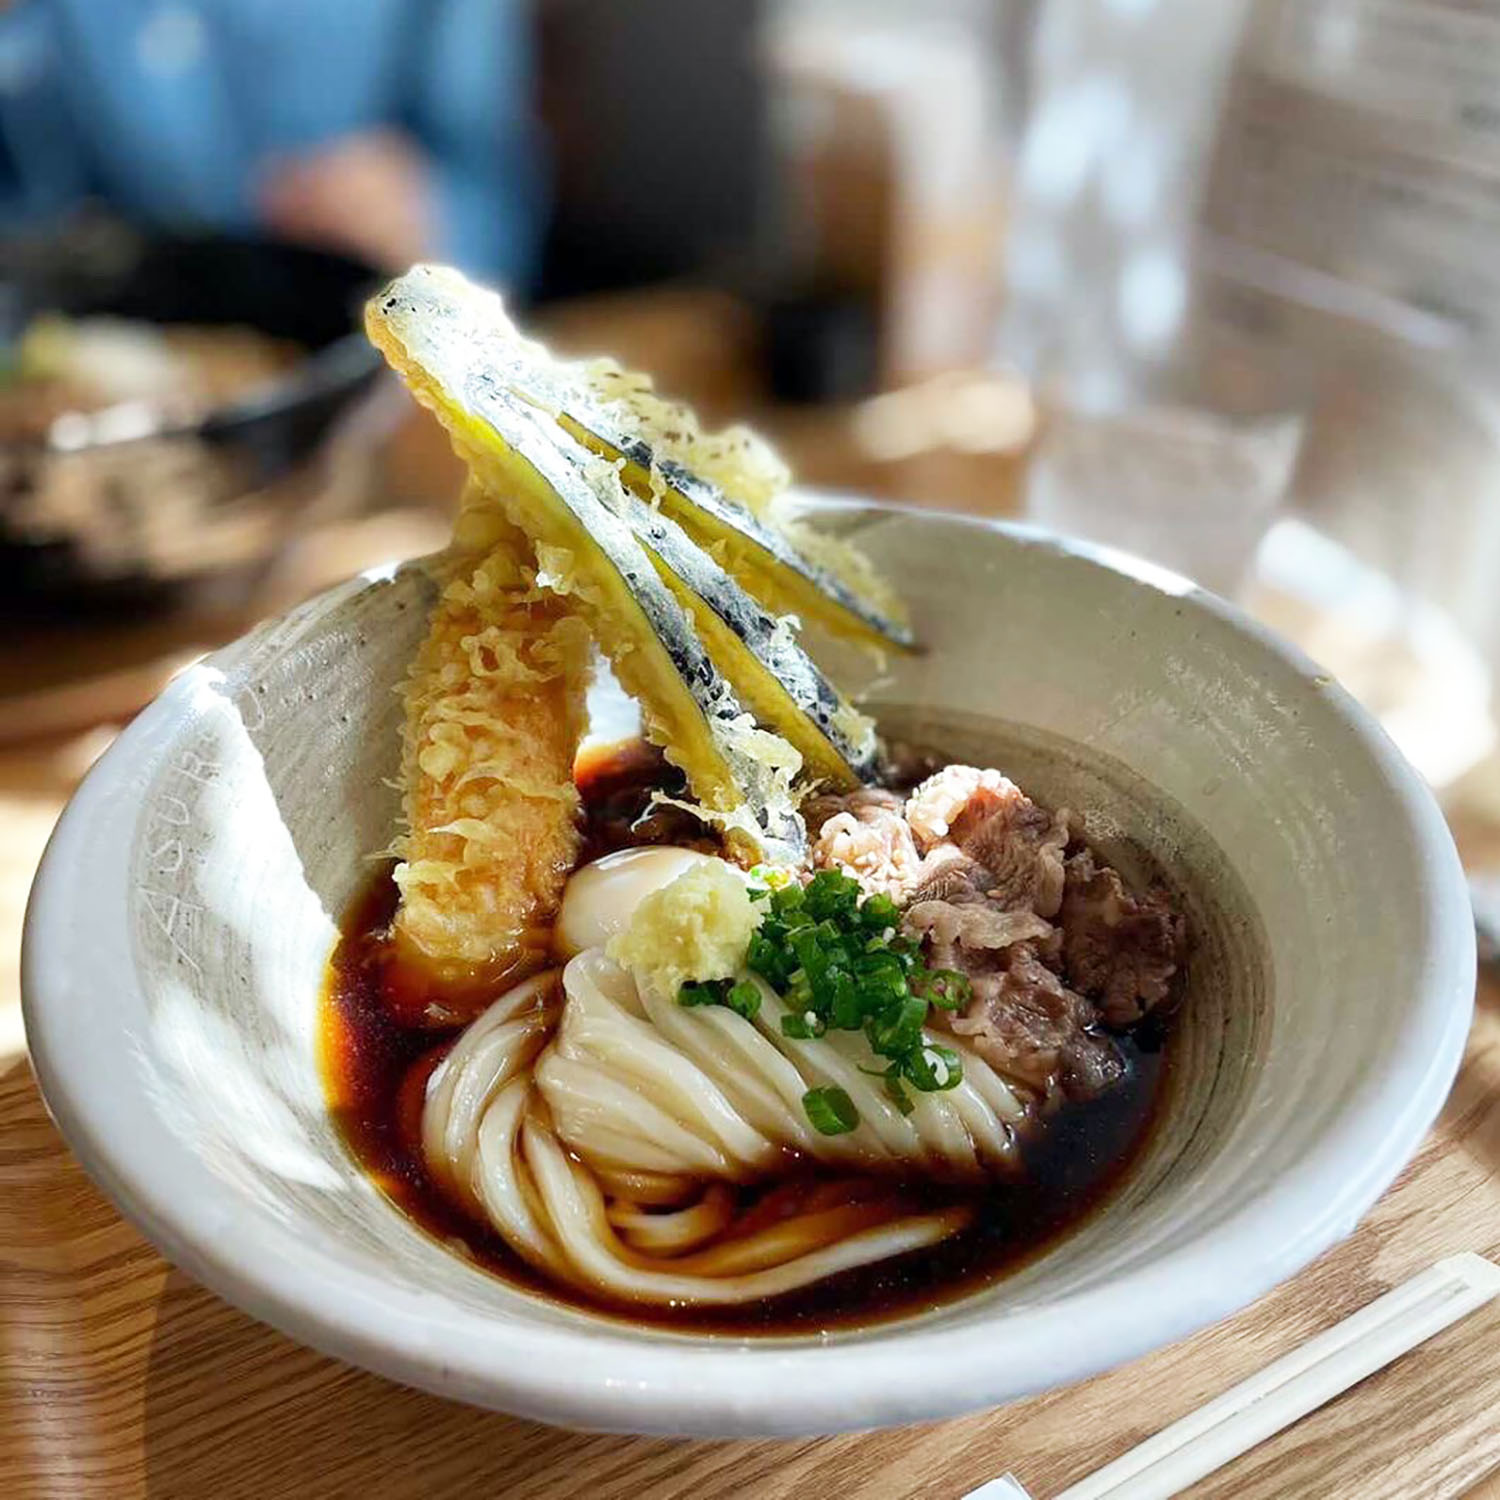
[{"x1": 606, "y1": 860, "x2": 762, "y2": 997}]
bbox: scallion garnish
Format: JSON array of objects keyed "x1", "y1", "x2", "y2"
[
  {"x1": 883, "y1": 1067, "x2": 916, "y2": 1116},
  {"x1": 726, "y1": 979, "x2": 762, "y2": 1020},
  {"x1": 802, "y1": 1085, "x2": 858, "y2": 1135},
  {"x1": 735, "y1": 866, "x2": 975, "y2": 1135},
  {"x1": 865, "y1": 994, "x2": 927, "y2": 1059},
  {"x1": 785, "y1": 1008, "x2": 827, "y2": 1040},
  {"x1": 903, "y1": 1043, "x2": 963, "y2": 1092},
  {"x1": 676, "y1": 976, "x2": 762, "y2": 1020},
  {"x1": 913, "y1": 967, "x2": 972, "y2": 1011}
]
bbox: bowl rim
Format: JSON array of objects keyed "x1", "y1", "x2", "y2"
[
  {"x1": 21, "y1": 502, "x2": 1476, "y2": 1437},
  {"x1": 8, "y1": 331, "x2": 385, "y2": 456},
  {"x1": 0, "y1": 229, "x2": 386, "y2": 456}
]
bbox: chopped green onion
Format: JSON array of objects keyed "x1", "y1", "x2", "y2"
[
  {"x1": 746, "y1": 931, "x2": 791, "y2": 986},
  {"x1": 854, "y1": 950, "x2": 908, "y2": 998},
  {"x1": 803, "y1": 1085, "x2": 859, "y2": 1135},
  {"x1": 726, "y1": 980, "x2": 762, "y2": 1020},
  {"x1": 739, "y1": 866, "x2": 978, "y2": 1114},
  {"x1": 791, "y1": 927, "x2": 831, "y2": 996},
  {"x1": 913, "y1": 967, "x2": 973, "y2": 1011},
  {"x1": 804, "y1": 869, "x2": 859, "y2": 921},
  {"x1": 828, "y1": 971, "x2": 862, "y2": 1030},
  {"x1": 678, "y1": 976, "x2": 761, "y2": 1022},
  {"x1": 883, "y1": 1067, "x2": 915, "y2": 1116},
  {"x1": 866, "y1": 994, "x2": 928, "y2": 1059},
  {"x1": 772, "y1": 883, "x2": 805, "y2": 915},
  {"x1": 781, "y1": 1009, "x2": 826, "y2": 1040},
  {"x1": 904, "y1": 1043, "x2": 963, "y2": 1092}
]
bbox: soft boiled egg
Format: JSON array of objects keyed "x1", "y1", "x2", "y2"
[{"x1": 554, "y1": 846, "x2": 716, "y2": 958}]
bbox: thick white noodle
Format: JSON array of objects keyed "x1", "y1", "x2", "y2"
[
  {"x1": 548, "y1": 951, "x2": 1024, "y2": 1179},
  {"x1": 421, "y1": 950, "x2": 1026, "y2": 1306}
]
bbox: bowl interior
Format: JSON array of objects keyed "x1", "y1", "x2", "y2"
[{"x1": 23, "y1": 502, "x2": 1472, "y2": 1433}]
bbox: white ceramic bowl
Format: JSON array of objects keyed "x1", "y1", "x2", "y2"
[{"x1": 23, "y1": 499, "x2": 1474, "y2": 1437}]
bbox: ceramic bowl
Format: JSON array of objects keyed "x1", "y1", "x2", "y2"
[{"x1": 22, "y1": 498, "x2": 1474, "y2": 1436}]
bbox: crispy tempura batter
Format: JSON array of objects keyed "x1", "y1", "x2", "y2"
[
  {"x1": 578, "y1": 360, "x2": 908, "y2": 637},
  {"x1": 393, "y1": 498, "x2": 592, "y2": 988},
  {"x1": 367, "y1": 273, "x2": 810, "y2": 863}
]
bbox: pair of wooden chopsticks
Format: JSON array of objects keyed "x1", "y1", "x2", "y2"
[{"x1": 969, "y1": 1254, "x2": 1500, "y2": 1500}]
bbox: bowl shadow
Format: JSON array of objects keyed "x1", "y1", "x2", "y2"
[{"x1": 140, "y1": 1269, "x2": 836, "y2": 1500}]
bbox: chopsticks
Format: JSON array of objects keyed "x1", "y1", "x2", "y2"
[{"x1": 967, "y1": 1254, "x2": 1500, "y2": 1500}]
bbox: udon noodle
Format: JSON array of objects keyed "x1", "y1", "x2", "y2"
[{"x1": 422, "y1": 937, "x2": 1026, "y2": 1305}]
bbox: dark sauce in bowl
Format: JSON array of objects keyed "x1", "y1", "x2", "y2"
[{"x1": 320, "y1": 742, "x2": 1172, "y2": 1335}]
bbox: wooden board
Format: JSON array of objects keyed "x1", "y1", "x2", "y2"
[{"x1": 3, "y1": 967, "x2": 1499, "y2": 1499}]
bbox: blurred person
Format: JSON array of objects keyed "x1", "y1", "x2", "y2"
[{"x1": 0, "y1": 0, "x2": 543, "y2": 283}]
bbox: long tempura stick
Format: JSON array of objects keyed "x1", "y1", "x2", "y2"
[{"x1": 392, "y1": 491, "x2": 592, "y2": 1002}]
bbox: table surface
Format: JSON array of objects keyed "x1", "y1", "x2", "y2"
[{"x1": 5, "y1": 360, "x2": 1500, "y2": 1496}]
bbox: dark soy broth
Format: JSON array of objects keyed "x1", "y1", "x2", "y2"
[{"x1": 321, "y1": 742, "x2": 1172, "y2": 1335}]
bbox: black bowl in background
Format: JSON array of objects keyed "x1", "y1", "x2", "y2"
[{"x1": 0, "y1": 226, "x2": 386, "y2": 613}]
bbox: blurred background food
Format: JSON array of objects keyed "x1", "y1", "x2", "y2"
[
  {"x1": 0, "y1": 228, "x2": 384, "y2": 607},
  {"x1": 5, "y1": 0, "x2": 1500, "y2": 1060}
]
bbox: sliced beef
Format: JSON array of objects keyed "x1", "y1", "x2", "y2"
[
  {"x1": 904, "y1": 900, "x2": 1052, "y2": 954},
  {"x1": 906, "y1": 764, "x2": 1071, "y2": 918},
  {"x1": 814, "y1": 762, "x2": 1184, "y2": 1103},
  {"x1": 807, "y1": 787, "x2": 922, "y2": 902},
  {"x1": 905, "y1": 893, "x2": 1119, "y2": 1101},
  {"x1": 952, "y1": 785, "x2": 1071, "y2": 919},
  {"x1": 907, "y1": 844, "x2": 995, "y2": 906},
  {"x1": 1060, "y1": 850, "x2": 1185, "y2": 1025},
  {"x1": 943, "y1": 943, "x2": 1125, "y2": 1100}
]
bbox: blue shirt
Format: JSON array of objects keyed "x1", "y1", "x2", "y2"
[{"x1": 0, "y1": 0, "x2": 543, "y2": 283}]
